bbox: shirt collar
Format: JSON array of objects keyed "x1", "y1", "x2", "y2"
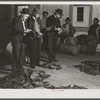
[
  {"x1": 21, "y1": 18, "x2": 25, "y2": 22},
  {"x1": 32, "y1": 16, "x2": 36, "y2": 20},
  {"x1": 54, "y1": 15, "x2": 57, "y2": 18},
  {"x1": 20, "y1": 16, "x2": 25, "y2": 21}
]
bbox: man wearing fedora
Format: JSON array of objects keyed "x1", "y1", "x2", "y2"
[
  {"x1": 59, "y1": 17, "x2": 76, "y2": 45},
  {"x1": 12, "y1": 8, "x2": 31, "y2": 73},
  {"x1": 87, "y1": 17, "x2": 100, "y2": 56},
  {"x1": 27, "y1": 8, "x2": 42, "y2": 68},
  {"x1": 46, "y1": 8, "x2": 63, "y2": 63}
]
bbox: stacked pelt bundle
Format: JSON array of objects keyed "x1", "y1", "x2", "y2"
[
  {"x1": 40, "y1": 62, "x2": 62, "y2": 70},
  {"x1": 59, "y1": 37, "x2": 80, "y2": 56},
  {"x1": 0, "y1": 69, "x2": 51, "y2": 89},
  {"x1": 0, "y1": 68, "x2": 88, "y2": 89},
  {"x1": 74, "y1": 60, "x2": 100, "y2": 75},
  {"x1": 44, "y1": 84, "x2": 87, "y2": 89}
]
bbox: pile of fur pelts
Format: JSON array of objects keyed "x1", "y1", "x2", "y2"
[
  {"x1": 44, "y1": 84, "x2": 87, "y2": 89},
  {"x1": 74, "y1": 60, "x2": 100, "y2": 75},
  {"x1": 59, "y1": 37, "x2": 80, "y2": 56},
  {"x1": 40, "y1": 62, "x2": 62, "y2": 70},
  {"x1": 0, "y1": 68, "x2": 51, "y2": 89}
]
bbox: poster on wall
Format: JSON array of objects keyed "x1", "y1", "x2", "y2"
[{"x1": 17, "y1": 5, "x2": 29, "y2": 16}]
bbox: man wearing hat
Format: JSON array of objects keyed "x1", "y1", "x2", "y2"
[
  {"x1": 27, "y1": 8, "x2": 42, "y2": 68},
  {"x1": 45, "y1": 8, "x2": 63, "y2": 63},
  {"x1": 87, "y1": 17, "x2": 100, "y2": 56},
  {"x1": 88, "y1": 18, "x2": 99, "y2": 37},
  {"x1": 59, "y1": 17, "x2": 76, "y2": 45},
  {"x1": 12, "y1": 8, "x2": 31, "y2": 73}
]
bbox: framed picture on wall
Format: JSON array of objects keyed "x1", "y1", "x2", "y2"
[{"x1": 16, "y1": 5, "x2": 29, "y2": 16}]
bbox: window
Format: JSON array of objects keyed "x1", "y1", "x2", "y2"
[
  {"x1": 16, "y1": 5, "x2": 29, "y2": 16},
  {"x1": 77, "y1": 7, "x2": 84, "y2": 22},
  {"x1": 72, "y1": 5, "x2": 90, "y2": 27}
]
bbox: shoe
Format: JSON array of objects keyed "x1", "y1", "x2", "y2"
[
  {"x1": 30, "y1": 66, "x2": 35, "y2": 69},
  {"x1": 56, "y1": 65, "x2": 62, "y2": 70},
  {"x1": 49, "y1": 61, "x2": 55, "y2": 65},
  {"x1": 40, "y1": 63, "x2": 47, "y2": 68},
  {"x1": 35, "y1": 64, "x2": 41, "y2": 67}
]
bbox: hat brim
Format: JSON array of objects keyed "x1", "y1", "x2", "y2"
[
  {"x1": 59, "y1": 14, "x2": 63, "y2": 16},
  {"x1": 20, "y1": 11, "x2": 29, "y2": 14},
  {"x1": 65, "y1": 19, "x2": 71, "y2": 21},
  {"x1": 55, "y1": 9, "x2": 63, "y2": 16},
  {"x1": 93, "y1": 20, "x2": 99, "y2": 22}
]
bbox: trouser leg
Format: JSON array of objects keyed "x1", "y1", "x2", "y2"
[
  {"x1": 30, "y1": 38, "x2": 36, "y2": 67},
  {"x1": 57, "y1": 36, "x2": 66, "y2": 50},
  {"x1": 41, "y1": 35, "x2": 46, "y2": 51},
  {"x1": 60, "y1": 37, "x2": 65, "y2": 44},
  {"x1": 89, "y1": 37, "x2": 97, "y2": 56},
  {"x1": 12, "y1": 43, "x2": 21, "y2": 72},
  {"x1": 91, "y1": 37, "x2": 100, "y2": 55},
  {"x1": 19, "y1": 43, "x2": 25, "y2": 69},
  {"x1": 46, "y1": 34, "x2": 55, "y2": 62},
  {"x1": 91, "y1": 39, "x2": 97, "y2": 55},
  {"x1": 53, "y1": 36, "x2": 58, "y2": 59},
  {"x1": 35, "y1": 38, "x2": 41, "y2": 66}
]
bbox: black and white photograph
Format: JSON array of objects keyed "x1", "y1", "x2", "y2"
[{"x1": 0, "y1": 2, "x2": 100, "y2": 96}]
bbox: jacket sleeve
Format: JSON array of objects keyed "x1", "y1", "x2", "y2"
[
  {"x1": 71, "y1": 24, "x2": 76, "y2": 34},
  {"x1": 88, "y1": 25, "x2": 93, "y2": 35},
  {"x1": 61, "y1": 24, "x2": 67, "y2": 34},
  {"x1": 57, "y1": 19, "x2": 61, "y2": 28},
  {"x1": 27, "y1": 18, "x2": 34, "y2": 30},
  {"x1": 13, "y1": 18, "x2": 24, "y2": 35},
  {"x1": 69, "y1": 24, "x2": 76, "y2": 36},
  {"x1": 96, "y1": 26, "x2": 100, "y2": 37},
  {"x1": 46, "y1": 16, "x2": 52, "y2": 27}
]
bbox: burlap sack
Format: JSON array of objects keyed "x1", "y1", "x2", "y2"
[
  {"x1": 59, "y1": 43, "x2": 80, "y2": 56},
  {"x1": 6, "y1": 42, "x2": 12, "y2": 54},
  {"x1": 65, "y1": 37, "x2": 78, "y2": 45}
]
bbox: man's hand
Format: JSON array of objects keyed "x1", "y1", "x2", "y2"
[
  {"x1": 45, "y1": 27, "x2": 51, "y2": 31},
  {"x1": 24, "y1": 29, "x2": 32, "y2": 33},
  {"x1": 57, "y1": 28, "x2": 62, "y2": 34},
  {"x1": 37, "y1": 32, "x2": 43, "y2": 38},
  {"x1": 24, "y1": 29, "x2": 32, "y2": 36}
]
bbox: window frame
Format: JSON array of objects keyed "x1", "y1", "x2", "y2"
[
  {"x1": 77, "y1": 7, "x2": 84, "y2": 22},
  {"x1": 15, "y1": 5, "x2": 29, "y2": 16},
  {"x1": 72, "y1": 5, "x2": 90, "y2": 27}
]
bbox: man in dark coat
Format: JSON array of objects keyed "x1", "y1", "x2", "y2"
[
  {"x1": 40, "y1": 11, "x2": 48, "y2": 51},
  {"x1": 46, "y1": 8, "x2": 63, "y2": 63},
  {"x1": 88, "y1": 18, "x2": 99, "y2": 56},
  {"x1": 12, "y1": 8, "x2": 31, "y2": 73},
  {"x1": 27, "y1": 8, "x2": 42, "y2": 68}
]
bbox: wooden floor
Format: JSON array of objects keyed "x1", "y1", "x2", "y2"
[{"x1": 0, "y1": 51, "x2": 100, "y2": 89}]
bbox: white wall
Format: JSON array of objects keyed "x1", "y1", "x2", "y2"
[{"x1": 92, "y1": 5, "x2": 100, "y2": 24}]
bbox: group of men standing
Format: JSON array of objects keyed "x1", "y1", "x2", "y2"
[
  {"x1": 11, "y1": 8, "x2": 63, "y2": 73},
  {"x1": 11, "y1": 7, "x2": 100, "y2": 74}
]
